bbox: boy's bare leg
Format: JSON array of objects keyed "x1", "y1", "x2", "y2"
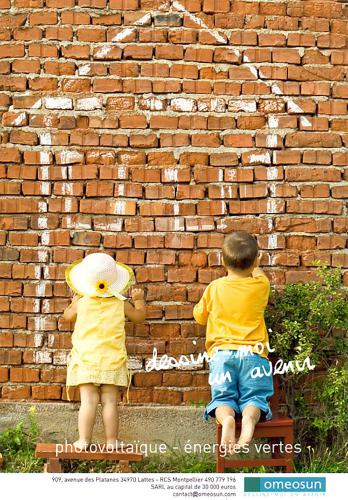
[
  {"x1": 237, "y1": 405, "x2": 261, "y2": 446},
  {"x1": 74, "y1": 384, "x2": 100, "y2": 450},
  {"x1": 101, "y1": 384, "x2": 120, "y2": 450},
  {"x1": 216, "y1": 405, "x2": 236, "y2": 454}
]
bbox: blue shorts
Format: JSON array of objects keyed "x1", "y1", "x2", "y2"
[{"x1": 203, "y1": 350, "x2": 274, "y2": 422}]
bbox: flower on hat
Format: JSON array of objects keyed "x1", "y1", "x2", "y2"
[{"x1": 95, "y1": 280, "x2": 109, "y2": 294}]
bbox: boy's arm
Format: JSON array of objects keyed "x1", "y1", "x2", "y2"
[
  {"x1": 63, "y1": 293, "x2": 80, "y2": 323},
  {"x1": 252, "y1": 266, "x2": 267, "y2": 278},
  {"x1": 193, "y1": 287, "x2": 209, "y2": 325},
  {"x1": 252, "y1": 255, "x2": 267, "y2": 278},
  {"x1": 124, "y1": 288, "x2": 146, "y2": 324}
]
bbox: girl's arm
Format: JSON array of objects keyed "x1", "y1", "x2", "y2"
[
  {"x1": 124, "y1": 288, "x2": 146, "y2": 324},
  {"x1": 63, "y1": 293, "x2": 80, "y2": 323}
]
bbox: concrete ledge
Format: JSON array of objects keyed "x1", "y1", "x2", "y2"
[{"x1": 0, "y1": 402, "x2": 215, "y2": 447}]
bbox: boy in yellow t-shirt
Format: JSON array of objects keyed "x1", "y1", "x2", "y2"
[{"x1": 193, "y1": 231, "x2": 273, "y2": 453}]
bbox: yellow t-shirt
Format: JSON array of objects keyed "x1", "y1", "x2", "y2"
[
  {"x1": 70, "y1": 296, "x2": 127, "y2": 370},
  {"x1": 193, "y1": 274, "x2": 270, "y2": 358}
]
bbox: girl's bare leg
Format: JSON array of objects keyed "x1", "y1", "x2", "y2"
[
  {"x1": 74, "y1": 384, "x2": 100, "y2": 450},
  {"x1": 216, "y1": 405, "x2": 236, "y2": 454},
  {"x1": 101, "y1": 384, "x2": 120, "y2": 450},
  {"x1": 237, "y1": 405, "x2": 261, "y2": 446}
]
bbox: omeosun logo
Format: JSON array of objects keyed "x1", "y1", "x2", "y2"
[{"x1": 244, "y1": 477, "x2": 326, "y2": 493}]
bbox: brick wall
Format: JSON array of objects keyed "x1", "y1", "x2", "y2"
[{"x1": 0, "y1": 0, "x2": 347, "y2": 404}]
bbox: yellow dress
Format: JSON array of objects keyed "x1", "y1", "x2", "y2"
[{"x1": 66, "y1": 296, "x2": 130, "y2": 392}]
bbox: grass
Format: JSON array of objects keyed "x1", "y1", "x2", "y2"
[
  {"x1": 0, "y1": 407, "x2": 43, "y2": 473},
  {"x1": 294, "y1": 444, "x2": 348, "y2": 473},
  {"x1": 1, "y1": 409, "x2": 347, "y2": 473}
]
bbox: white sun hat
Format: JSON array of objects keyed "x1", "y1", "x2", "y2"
[{"x1": 65, "y1": 253, "x2": 134, "y2": 300}]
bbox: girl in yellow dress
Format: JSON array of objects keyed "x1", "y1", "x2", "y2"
[{"x1": 63, "y1": 252, "x2": 146, "y2": 451}]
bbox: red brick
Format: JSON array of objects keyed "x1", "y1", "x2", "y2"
[
  {"x1": 223, "y1": 134, "x2": 254, "y2": 148},
  {"x1": 0, "y1": 333, "x2": 13, "y2": 347},
  {"x1": 287, "y1": 200, "x2": 342, "y2": 215},
  {"x1": 127, "y1": 388, "x2": 153, "y2": 404},
  {"x1": 40, "y1": 367, "x2": 67, "y2": 383},
  {"x1": 29, "y1": 12, "x2": 57, "y2": 25},
  {"x1": 32, "y1": 386, "x2": 61, "y2": 400},
  {"x1": 317, "y1": 235, "x2": 346, "y2": 250},
  {"x1": 0, "y1": 350, "x2": 22, "y2": 364},
  {"x1": 10, "y1": 368, "x2": 39, "y2": 382},
  {"x1": 285, "y1": 167, "x2": 341, "y2": 182},
  {"x1": 0, "y1": 367, "x2": 8, "y2": 382},
  {"x1": 147, "y1": 285, "x2": 186, "y2": 302},
  {"x1": 165, "y1": 305, "x2": 193, "y2": 320},
  {"x1": 285, "y1": 271, "x2": 321, "y2": 284},
  {"x1": 150, "y1": 323, "x2": 180, "y2": 339},
  {"x1": 153, "y1": 388, "x2": 183, "y2": 405},
  {"x1": 285, "y1": 132, "x2": 342, "y2": 148},
  {"x1": 0, "y1": 147, "x2": 21, "y2": 163},
  {"x1": 183, "y1": 389, "x2": 210, "y2": 404},
  {"x1": 168, "y1": 267, "x2": 197, "y2": 283},
  {"x1": 1, "y1": 385, "x2": 31, "y2": 399},
  {"x1": 163, "y1": 372, "x2": 193, "y2": 387},
  {"x1": 165, "y1": 234, "x2": 195, "y2": 249},
  {"x1": 135, "y1": 267, "x2": 165, "y2": 283},
  {"x1": 133, "y1": 372, "x2": 162, "y2": 387},
  {"x1": 287, "y1": 236, "x2": 316, "y2": 251}
]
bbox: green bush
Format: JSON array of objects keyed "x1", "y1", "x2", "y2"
[
  {"x1": 313, "y1": 362, "x2": 348, "y2": 440},
  {"x1": 266, "y1": 264, "x2": 347, "y2": 372},
  {"x1": 266, "y1": 264, "x2": 348, "y2": 453}
]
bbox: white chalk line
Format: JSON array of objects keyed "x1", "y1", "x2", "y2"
[
  {"x1": 171, "y1": 0, "x2": 313, "y2": 229},
  {"x1": 14, "y1": 0, "x2": 315, "y2": 256}
]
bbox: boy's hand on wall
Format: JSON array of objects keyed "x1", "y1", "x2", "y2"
[{"x1": 252, "y1": 254, "x2": 267, "y2": 278}]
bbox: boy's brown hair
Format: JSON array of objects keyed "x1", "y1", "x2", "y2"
[{"x1": 222, "y1": 231, "x2": 258, "y2": 270}]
